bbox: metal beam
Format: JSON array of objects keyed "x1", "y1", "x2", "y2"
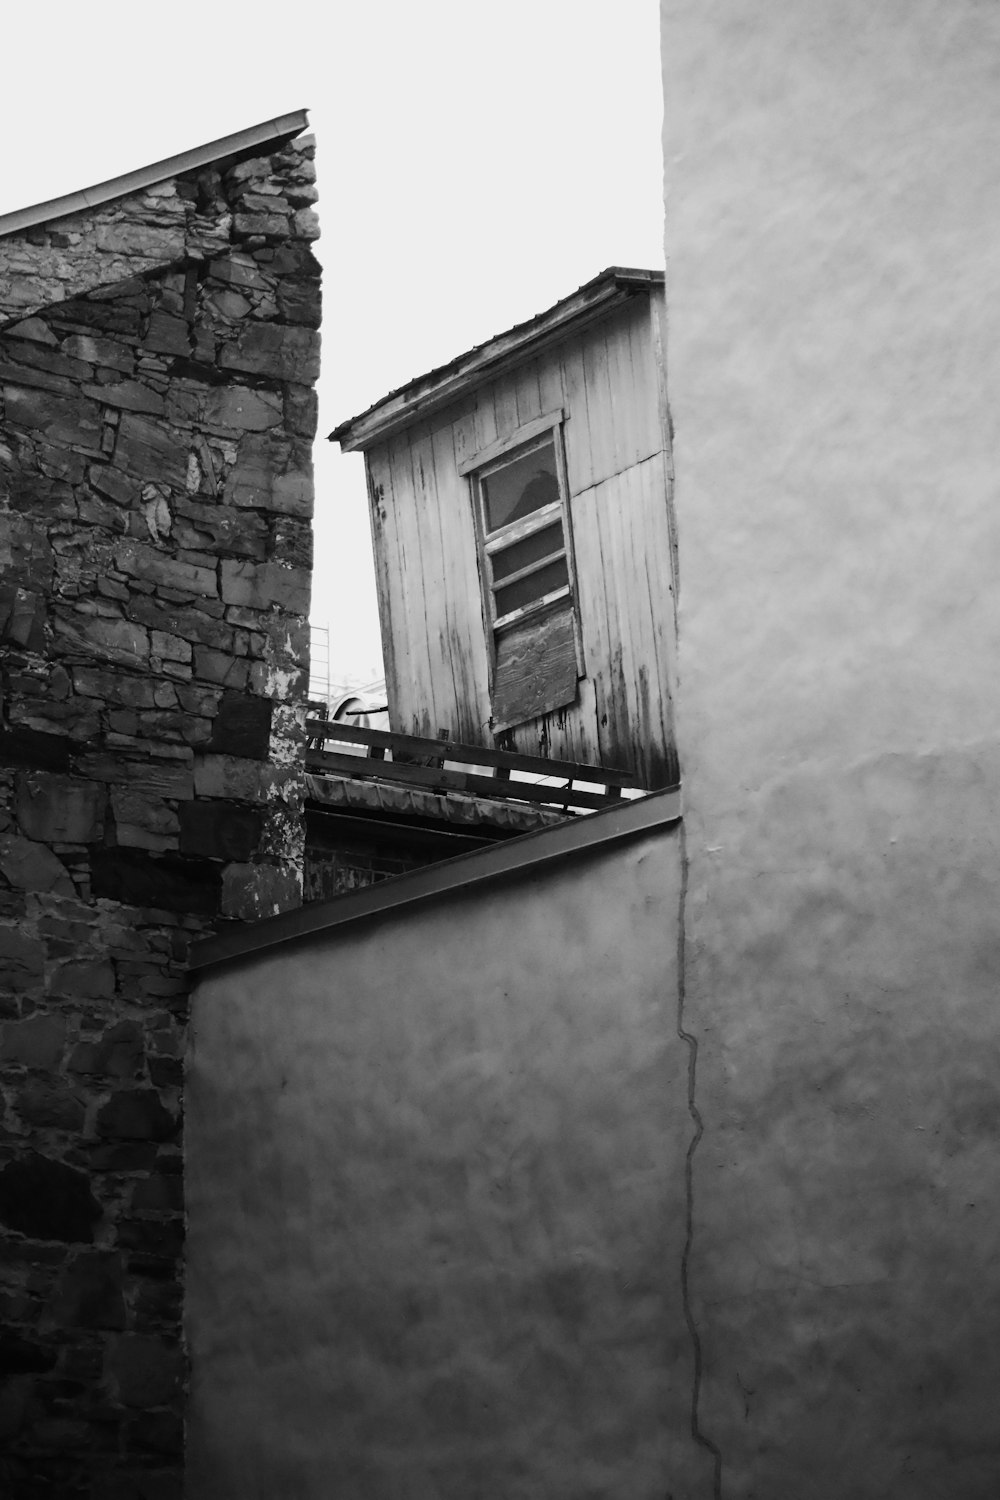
[{"x1": 190, "y1": 786, "x2": 681, "y2": 973}]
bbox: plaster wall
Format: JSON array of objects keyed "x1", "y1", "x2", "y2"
[
  {"x1": 661, "y1": 3, "x2": 1000, "y2": 1495},
  {"x1": 187, "y1": 826, "x2": 688, "y2": 1499}
]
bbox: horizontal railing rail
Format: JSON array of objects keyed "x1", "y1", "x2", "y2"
[{"x1": 304, "y1": 717, "x2": 644, "y2": 812}]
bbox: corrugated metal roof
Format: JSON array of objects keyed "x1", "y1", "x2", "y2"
[
  {"x1": 0, "y1": 110, "x2": 310, "y2": 240},
  {"x1": 304, "y1": 772, "x2": 566, "y2": 834},
  {"x1": 329, "y1": 266, "x2": 665, "y2": 452}
]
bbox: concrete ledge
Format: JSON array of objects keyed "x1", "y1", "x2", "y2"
[{"x1": 190, "y1": 784, "x2": 681, "y2": 972}]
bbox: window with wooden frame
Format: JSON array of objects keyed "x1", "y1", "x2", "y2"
[{"x1": 461, "y1": 412, "x2": 583, "y2": 731}]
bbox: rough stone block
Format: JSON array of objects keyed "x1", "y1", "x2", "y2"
[
  {"x1": 130, "y1": 1174, "x2": 184, "y2": 1214},
  {"x1": 143, "y1": 312, "x2": 190, "y2": 357},
  {"x1": 74, "y1": 755, "x2": 193, "y2": 800},
  {"x1": 148, "y1": 1055, "x2": 184, "y2": 1088},
  {"x1": 89, "y1": 847, "x2": 221, "y2": 915},
  {"x1": 3, "y1": 386, "x2": 103, "y2": 451},
  {"x1": 271, "y1": 469, "x2": 313, "y2": 515},
  {"x1": 175, "y1": 683, "x2": 220, "y2": 717},
  {"x1": 68, "y1": 1021, "x2": 144, "y2": 1079},
  {"x1": 0, "y1": 726, "x2": 70, "y2": 772},
  {"x1": 52, "y1": 611, "x2": 151, "y2": 669},
  {"x1": 114, "y1": 413, "x2": 189, "y2": 490},
  {"x1": 14, "y1": 1077, "x2": 86, "y2": 1130},
  {"x1": 276, "y1": 279, "x2": 321, "y2": 328},
  {"x1": 110, "y1": 789, "x2": 180, "y2": 840},
  {"x1": 191, "y1": 647, "x2": 249, "y2": 690},
  {"x1": 0, "y1": 1153, "x2": 101, "y2": 1243},
  {"x1": 53, "y1": 1250, "x2": 126, "y2": 1330},
  {"x1": 105, "y1": 1335, "x2": 183, "y2": 1408},
  {"x1": 87, "y1": 1142, "x2": 158, "y2": 1174},
  {"x1": 234, "y1": 212, "x2": 289, "y2": 237},
  {"x1": 207, "y1": 692, "x2": 272, "y2": 760},
  {"x1": 128, "y1": 1410, "x2": 184, "y2": 1458},
  {"x1": 0, "y1": 1014, "x2": 67, "y2": 1068},
  {"x1": 50, "y1": 959, "x2": 116, "y2": 1000},
  {"x1": 62, "y1": 333, "x2": 134, "y2": 371},
  {"x1": 0, "y1": 926, "x2": 45, "y2": 978},
  {"x1": 219, "y1": 322, "x2": 320, "y2": 384},
  {"x1": 221, "y1": 432, "x2": 284, "y2": 509},
  {"x1": 0, "y1": 835, "x2": 74, "y2": 895},
  {"x1": 72, "y1": 666, "x2": 157, "y2": 709},
  {"x1": 203, "y1": 386, "x2": 282, "y2": 433},
  {"x1": 0, "y1": 1331, "x2": 58, "y2": 1374},
  {"x1": 207, "y1": 254, "x2": 273, "y2": 292},
  {"x1": 82, "y1": 379, "x2": 165, "y2": 414},
  {"x1": 172, "y1": 500, "x2": 267, "y2": 559},
  {"x1": 0, "y1": 584, "x2": 47, "y2": 652},
  {"x1": 118, "y1": 1215, "x2": 184, "y2": 1259},
  {"x1": 192, "y1": 754, "x2": 264, "y2": 803},
  {"x1": 150, "y1": 631, "x2": 191, "y2": 664},
  {"x1": 6, "y1": 316, "x2": 58, "y2": 346},
  {"x1": 3, "y1": 338, "x2": 91, "y2": 381},
  {"x1": 15, "y1": 773, "x2": 106, "y2": 844},
  {"x1": 129, "y1": 595, "x2": 234, "y2": 651},
  {"x1": 219, "y1": 559, "x2": 310, "y2": 615},
  {"x1": 178, "y1": 799, "x2": 262, "y2": 861},
  {"x1": 38, "y1": 441, "x2": 87, "y2": 482},
  {"x1": 292, "y1": 206, "x2": 321, "y2": 240},
  {"x1": 96, "y1": 1090, "x2": 177, "y2": 1143},
  {"x1": 114, "y1": 542, "x2": 217, "y2": 599},
  {"x1": 88, "y1": 463, "x2": 135, "y2": 506}
]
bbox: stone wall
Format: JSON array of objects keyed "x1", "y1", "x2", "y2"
[{"x1": 0, "y1": 133, "x2": 319, "y2": 1497}]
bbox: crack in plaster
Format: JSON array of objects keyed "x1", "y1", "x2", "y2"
[{"x1": 677, "y1": 818, "x2": 724, "y2": 1499}]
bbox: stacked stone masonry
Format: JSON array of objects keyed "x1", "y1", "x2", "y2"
[{"x1": 0, "y1": 134, "x2": 319, "y2": 1497}]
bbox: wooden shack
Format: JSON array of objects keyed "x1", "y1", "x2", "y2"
[{"x1": 331, "y1": 268, "x2": 679, "y2": 789}]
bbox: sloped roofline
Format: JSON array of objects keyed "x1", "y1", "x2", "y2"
[
  {"x1": 330, "y1": 265, "x2": 665, "y2": 453},
  {"x1": 0, "y1": 110, "x2": 310, "y2": 241}
]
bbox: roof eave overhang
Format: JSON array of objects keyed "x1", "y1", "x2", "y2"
[
  {"x1": 330, "y1": 266, "x2": 664, "y2": 454},
  {"x1": 0, "y1": 110, "x2": 310, "y2": 241}
]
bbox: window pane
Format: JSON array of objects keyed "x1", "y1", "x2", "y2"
[
  {"x1": 491, "y1": 521, "x2": 565, "y2": 583},
  {"x1": 494, "y1": 556, "x2": 569, "y2": 618},
  {"x1": 482, "y1": 439, "x2": 559, "y2": 531}
]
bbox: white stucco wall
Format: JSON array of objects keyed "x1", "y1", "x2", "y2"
[
  {"x1": 662, "y1": 3, "x2": 1000, "y2": 1495},
  {"x1": 187, "y1": 826, "x2": 688, "y2": 1498}
]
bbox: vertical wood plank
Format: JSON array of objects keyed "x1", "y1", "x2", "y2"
[
  {"x1": 582, "y1": 324, "x2": 616, "y2": 487},
  {"x1": 596, "y1": 467, "x2": 636, "y2": 769},
  {"x1": 513, "y1": 360, "x2": 542, "y2": 426},
  {"x1": 392, "y1": 427, "x2": 439, "y2": 736},
  {"x1": 604, "y1": 304, "x2": 641, "y2": 472},
  {"x1": 633, "y1": 449, "x2": 680, "y2": 783},
  {"x1": 473, "y1": 385, "x2": 498, "y2": 453},
  {"x1": 537, "y1": 351, "x2": 564, "y2": 419},
  {"x1": 569, "y1": 477, "x2": 617, "y2": 769},
  {"x1": 410, "y1": 420, "x2": 456, "y2": 737},
  {"x1": 492, "y1": 371, "x2": 520, "y2": 442},
  {"x1": 618, "y1": 296, "x2": 655, "y2": 464},
  {"x1": 364, "y1": 445, "x2": 401, "y2": 726},
  {"x1": 451, "y1": 394, "x2": 478, "y2": 473},
  {"x1": 429, "y1": 414, "x2": 493, "y2": 742},
  {"x1": 559, "y1": 334, "x2": 594, "y2": 496}
]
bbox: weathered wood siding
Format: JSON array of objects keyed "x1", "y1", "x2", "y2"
[{"x1": 366, "y1": 291, "x2": 678, "y2": 786}]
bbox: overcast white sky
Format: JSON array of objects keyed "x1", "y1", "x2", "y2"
[{"x1": 3, "y1": 0, "x2": 665, "y2": 684}]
